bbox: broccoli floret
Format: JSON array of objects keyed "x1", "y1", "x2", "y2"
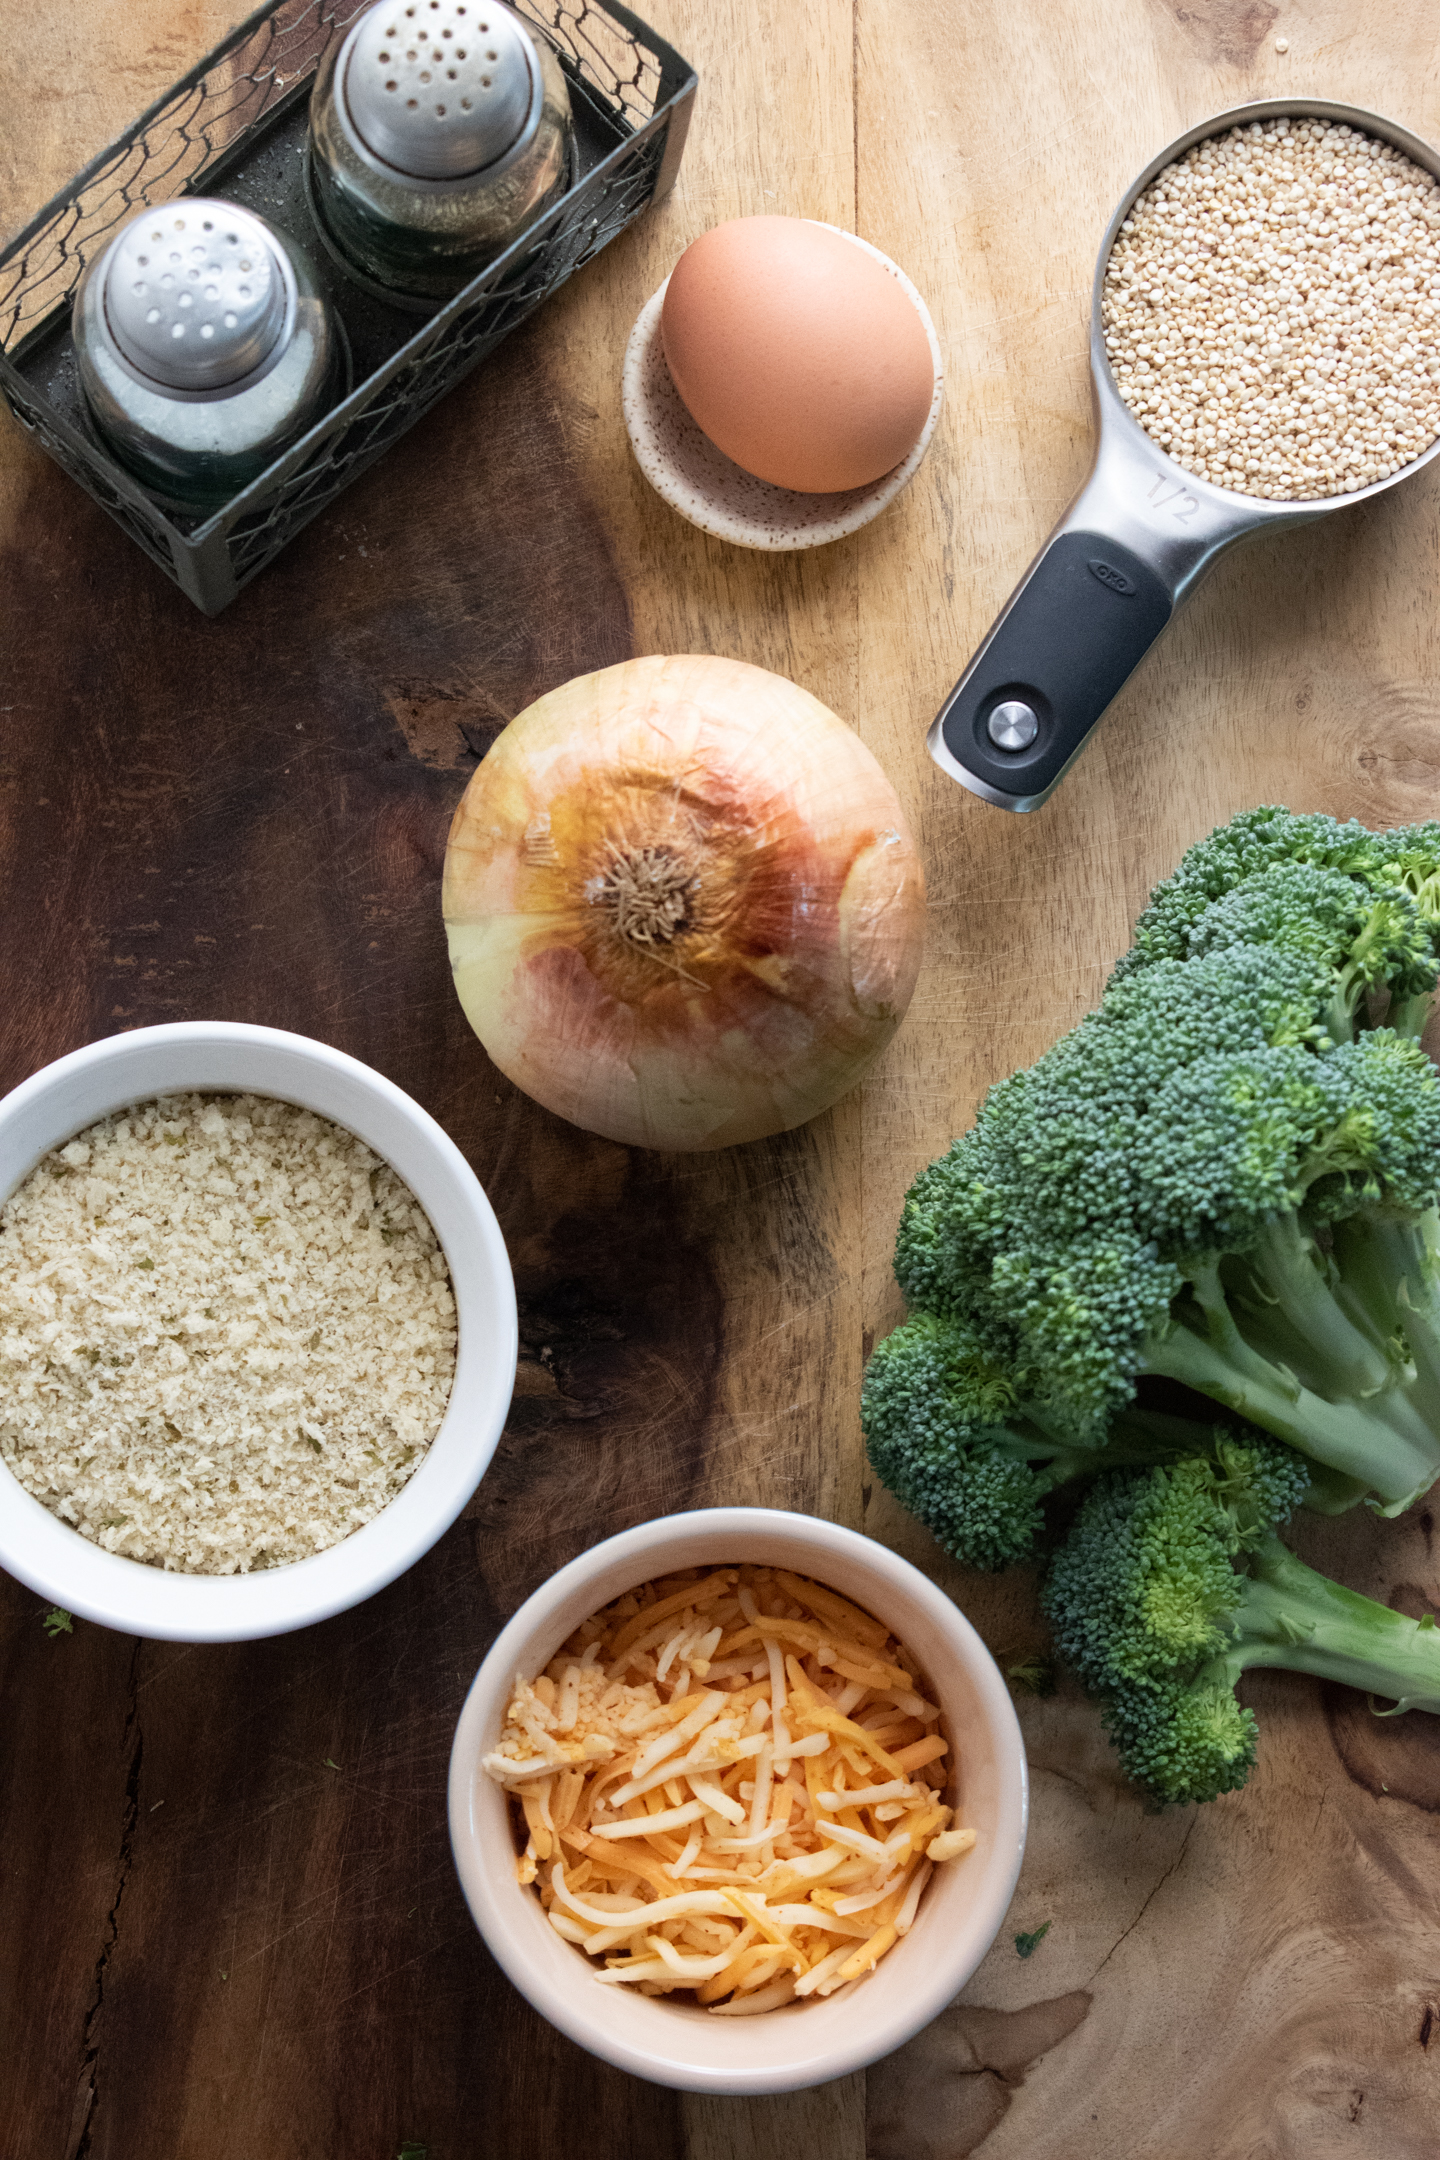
[
  {"x1": 860, "y1": 1312, "x2": 1230, "y2": 1570},
  {"x1": 862, "y1": 1313, "x2": 1056, "y2": 1569},
  {"x1": 1176, "y1": 863, "x2": 1434, "y2": 1045},
  {"x1": 1372, "y1": 820, "x2": 1440, "y2": 933},
  {"x1": 1043, "y1": 1432, "x2": 1440, "y2": 1805},
  {"x1": 1112, "y1": 806, "x2": 1440, "y2": 1037},
  {"x1": 1113, "y1": 805, "x2": 1392, "y2": 969}
]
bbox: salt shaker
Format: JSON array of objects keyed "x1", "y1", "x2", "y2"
[
  {"x1": 71, "y1": 200, "x2": 344, "y2": 512},
  {"x1": 306, "y1": 0, "x2": 574, "y2": 306}
]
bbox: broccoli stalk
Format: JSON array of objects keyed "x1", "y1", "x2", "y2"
[
  {"x1": 1212, "y1": 1533, "x2": 1440, "y2": 1707},
  {"x1": 1145, "y1": 1205, "x2": 1440, "y2": 1514},
  {"x1": 1042, "y1": 1432, "x2": 1440, "y2": 1805}
]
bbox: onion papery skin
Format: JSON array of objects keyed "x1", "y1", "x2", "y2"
[{"x1": 441, "y1": 655, "x2": 926, "y2": 1151}]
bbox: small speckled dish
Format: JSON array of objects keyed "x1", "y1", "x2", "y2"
[{"x1": 622, "y1": 226, "x2": 944, "y2": 551}]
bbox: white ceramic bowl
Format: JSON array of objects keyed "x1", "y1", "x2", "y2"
[
  {"x1": 448, "y1": 1507, "x2": 1027, "y2": 2094},
  {"x1": 0, "y1": 1022, "x2": 517, "y2": 1641},
  {"x1": 622, "y1": 225, "x2": 945, "y2": 551}
]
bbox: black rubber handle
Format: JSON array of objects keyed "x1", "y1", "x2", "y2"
[{"x1": 938, "y1": 531, "x2": 1174, "y2": 803}]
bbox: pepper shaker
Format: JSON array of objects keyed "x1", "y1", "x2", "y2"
[
  {"x1": 71, "y1": 200, "x2": 344, "y2": 512},
  {"x1": 306, "y1": 0, "x2": 574, "y2": 306}
]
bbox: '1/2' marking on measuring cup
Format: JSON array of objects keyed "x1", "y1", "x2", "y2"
[{"x1": 1148, "y1": 471, "x2": 1200, "y2": 522}]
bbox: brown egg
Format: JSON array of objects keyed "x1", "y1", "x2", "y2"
[{"x1": 660, "y1": 217, "x2": 935, "y2": 495}]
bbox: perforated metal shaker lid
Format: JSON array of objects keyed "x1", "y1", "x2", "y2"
[
  {"x1": 103, "y1": 203, "x2": 287, "y2": 392},
  {"x1": 341, "y1": 0, "x2": 536, "y2": 180}
]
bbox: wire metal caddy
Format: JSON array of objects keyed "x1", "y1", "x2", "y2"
[{"x1": 0, "y1": 0, "x2": 696, "y2": 613}]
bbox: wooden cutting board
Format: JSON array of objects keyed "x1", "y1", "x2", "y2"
[{"x1": 2, "y1": 3, "x2": 1439, "y2": 2155}]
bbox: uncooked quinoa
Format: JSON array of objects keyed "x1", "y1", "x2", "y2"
[
  {"x1": 1102, "y1": 117, "x2": 1440, "y2": 500},
  {"x1": 0, "y1": 1094, "x2": 457, "y2": 1573}
]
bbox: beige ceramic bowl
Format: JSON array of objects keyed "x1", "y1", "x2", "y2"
[{"x1": 448, "y1": 1507, "x2": 1027, "y2": 2094}]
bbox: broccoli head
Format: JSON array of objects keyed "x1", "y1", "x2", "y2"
[
  {"x1": 1042, "y1": 1430, "x2": 1440, "y2": 1804},
  {"x1": 888, "y1": 941, "x2": 1440, "y2": 1497},
  {"x1": 865, "y1": 811, "x2": 1440, "y2": 1563}
]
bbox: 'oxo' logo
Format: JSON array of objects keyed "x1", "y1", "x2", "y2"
[{"x1": 1087, "y1": 557, "x2": 1136, "y2": 596}]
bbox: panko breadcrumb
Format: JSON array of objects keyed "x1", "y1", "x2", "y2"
[
  {"x1": 0, "y1": 1094, "x2": 456, "y2": 1573},
  {"x1": 484, "y1": 1566, "x2": 973, "y2": 2013}
]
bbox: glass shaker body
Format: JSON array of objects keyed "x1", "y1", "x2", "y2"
[
  {"x1": 72, "y1": 203, "x2": 345, "y2": 513},
  {"x1": 306, "y1": 2, "x2": 573, "y2": 305}
]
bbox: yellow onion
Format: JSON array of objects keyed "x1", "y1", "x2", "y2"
[{"x1": 442, "y1": 655, "x2": 926, "y2": 1151}]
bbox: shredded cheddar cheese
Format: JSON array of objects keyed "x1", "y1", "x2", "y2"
[{"x1": 482, "y1": 1565, "x2": 976, "y2": 2012}]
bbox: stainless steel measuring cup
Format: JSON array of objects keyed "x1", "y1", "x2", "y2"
[{"x1": 930, "y1": 98, "x2": 1440, "y2": 813}]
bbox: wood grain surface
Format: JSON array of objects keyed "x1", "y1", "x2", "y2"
[{"x1": 3, "y1": 1, "x2": 1440, "y2": 2156}]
